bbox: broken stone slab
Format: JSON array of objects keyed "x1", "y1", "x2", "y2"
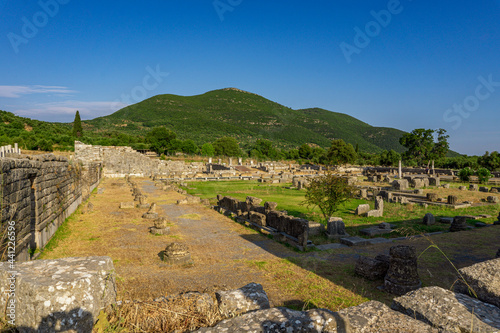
[
  {"x1": 315, "y1": 243, "x2": 349, "y2": 251},
  {"x1": 391, "y1": 286, "x2": 500, "y2": 332},
  {"x1": 149, "y1": 227, "x2": 170, "y2": 235},
  {"x1": 384, "y1": 245, "x2": 421, "y2": 295},
  {"x1": 160, "y1": 243, "x2": 191, "y2": 265},
  {"x1": 195, "y1": 301, "x2": 437, "y2": 333},
  {"x1": 470, "y1": 184, "x2": 479, "y2": 191},
  {"x1": 355, "y1": 254, "x2": 390, "y2": 280},
  {"x1": 360, "y1": 226, "x2": 392, "y2": 237},
  {"x1": 487, "y1": 196, "x2": 499, "y2": 203},
  {"x1": 336, "y1": 300, "x2": 438, "y2": 332},
  {"x1": 366, "y1": 209, "x2": 383, "y2": 217},
  {"x1": 355, "y1": 203, "x2": 370, "y2": 215},
  {"x1": 119, "y1": 202, "x2": 134, "y2": 209},
  {"x1": 480, "y1": 186, "x2": 490, "y2": 193},
  {"x1": 215, "y1": 282, "x2": 270, "y2": 317},
  {"x1": 340, "y1": 236, "x2": 370, "y2": 246},
  {"x1": 454, "y1": 258, "x2": 500, "y2": 308},
  {"x1": 194, "y1": 307, "x2": 340, "y2": 333},
  {"x1": 0, "y1": 256, "x2": 116, "y2": 332},
  {"x1": 439, "y1": 217, "x2": 454, "y2": 224}
]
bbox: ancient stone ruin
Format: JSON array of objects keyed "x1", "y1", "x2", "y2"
[
  {"x1": 384, "y1": 245, "x2": 421, "y2": 295},
  {"x1": 160, "y1": 243, "x2": 191, "y2": 265}
]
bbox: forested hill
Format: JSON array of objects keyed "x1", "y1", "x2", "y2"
[{"x1": 86, "y1": 88, "x2": 407, "y2": 153}]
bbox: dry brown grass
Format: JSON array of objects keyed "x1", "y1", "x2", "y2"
[{"x1": 96, "y1": 292, "x2": 223, "y2": 333}]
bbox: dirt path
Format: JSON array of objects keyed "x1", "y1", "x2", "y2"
[{"x1": 40, "y1": 177, "x2": 500, "y2": 311}]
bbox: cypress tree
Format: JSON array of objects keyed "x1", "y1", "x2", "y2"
[{"x1": 73, "y1": 110, "x2": 83, "y2": 137}]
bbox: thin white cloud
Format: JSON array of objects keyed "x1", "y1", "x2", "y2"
[
  {"x1": 14, "y1": 100, "x2": 128, "y2": 120},
  {"x1": 0, "y1": 85, "x2": 76, "y2": 98}
]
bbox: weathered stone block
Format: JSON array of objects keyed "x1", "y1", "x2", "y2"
[
  {"x1": 216, "y1": 283, "x2": 270, "y2": 317},
  {"x1": 355, "y1": 204, "x2": 370, "y2": 216},
  {"x1": 355, "y1": 254, "x2": 390, "y2": 280},
  {"x1": 366, "y1": 209, "x2": 383, "y2": 217},
  {"x1": 454, "y1": 258, "x2": 500, "y2": 308},
  {"x1": 423, "y1": 213, "x2": 435, "y2": 225},
  {"x1": 450, "y1": 216, "x2": 468, "y2": 232},
  {"x1": 426, "y1": 193, "x2": 438, "y2": 202},
  {"x1": 0, "y1": 257, "x2": 116, "y2": 331},
  {"x1": 249, "y1": 211, "x2": 266, "y2": 226},
  {"x1": 447, "y1": 195, "x2": 458, "y2": 205},
  {"x1": 384, "y1": 245, "x2": 421, "y2": 295},
  {"x1": 479, "y1": 186, "x2": 489, "y2": 193},
  {"x1": 470, "y1": 184, "x2": 479, "y2": 191},
  {"x1": 160, "y1": 243, "x2": 191, "y2": 265},
  {"x1": 392, "y1": 286, "x2": 500, "y2": 332},
  {"x1": 487, "y1": 196, "x2": 499, "y2": 203},
  {"x1": 325, "y1": 217, "x2": 348, "y2": 239}
]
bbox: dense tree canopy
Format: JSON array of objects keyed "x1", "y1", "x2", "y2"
[
  {"x1": 213, "y1": 137, "x2": 241, "y2": 157},
  {"x1": 399, "y1": 128, "x2": 449, "y2": 165},
  {"x1": 146, "y1": 127, "x2": 177, "y2": 154},
  {"x1": 326, "y1": 139, "x2": 357, "y2": 165}
]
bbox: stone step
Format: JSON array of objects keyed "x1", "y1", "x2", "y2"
[{"x1": 392, "y1": 286, "x2": 500, "y2": 332}]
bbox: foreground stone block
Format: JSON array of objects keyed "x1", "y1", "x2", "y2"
[
  {"x1": 392, "y1": 286, "x2": 500, "y2": 332},
  {"x1": 216, "y1": 283, "x2": 270, "y2": 317},
  {"x1": 0, "y1": 256, "x2": 116, "y2": 332},
  {"x1": 454, "y1": 258, "x2": 500, "y2": 308},
  {"x1": 249, "y1": 211, "x2": 266, "y2": 227}
]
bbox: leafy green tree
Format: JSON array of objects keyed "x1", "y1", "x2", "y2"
[
  {"x1": 213, "y1": 137, "x2": 241, "y2": 156},
  {"x1": 479, "y1": 151, "x2": 500, "y2": 171},
  {"x1": 399, "y1": 128, "x2": 449, "y2": 165},
  {"x1": 326, "y1": 139, "x2": 357, "y2": 165},
  {"x1": 380, "y1": 149, "x2": 401, "y2": 166},
  {"x1": 182, "y1": 140, "x2": 198, "y2": 155},
  {"x1": 72, "y1": 110, "x2": 83, "y2": 137},
  {"x1": 201, "y1": 143, "x2": 215, "y2": 156},
  {"x1": 166, "y1": 139, "x2": 184, "y2": 154},
  {"x1": 298, "y1": 144, "x2": 313, "y2": 160},
  {"x1": 252, "y1": 139, "x2": 279, "y2": 160},
  {"x1": 146, "y1": 127, "x2": 177, "y2": 154},
  {"x1": 476, "y1": 168, "x2": 492, "y2": 184},
  {"x1": 302, "y1": 173, "x2": 354, "y2": 221}
]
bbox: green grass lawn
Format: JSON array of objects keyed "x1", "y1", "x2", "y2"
[{"x1": 185, "y1": 180, "x2": 500, "y2": 242}]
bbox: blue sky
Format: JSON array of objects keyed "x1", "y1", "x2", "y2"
[{"x1": 1, "y1": 0, "x2": 499, "y2": 155}]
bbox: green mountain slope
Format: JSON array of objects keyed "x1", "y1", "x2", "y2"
[{"x1": 87, "y1": 88, "x2": 407, "y2": 153}]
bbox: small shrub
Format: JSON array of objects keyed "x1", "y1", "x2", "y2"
[
  {"x1": 458, "y1": 167, "x2": 474, "y2": 182},
  {"x1": 476, "y1": 168, "x2": 492, "y2": 184}
]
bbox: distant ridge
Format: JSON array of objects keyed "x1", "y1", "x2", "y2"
[{"x1": 86, "y1": 88, "x2": 408, "y2": 153}]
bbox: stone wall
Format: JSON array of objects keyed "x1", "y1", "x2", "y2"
[{"x1": 0, "y1": 154, "x2": 101, "y2": 262}]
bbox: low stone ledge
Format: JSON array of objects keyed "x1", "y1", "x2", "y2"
[
  {"x1": 391, "y1": 286, "x2": 500, "y2": 332},
  {"x1": 0, "y1": 256, "x2": 116, "y2": 332}
]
